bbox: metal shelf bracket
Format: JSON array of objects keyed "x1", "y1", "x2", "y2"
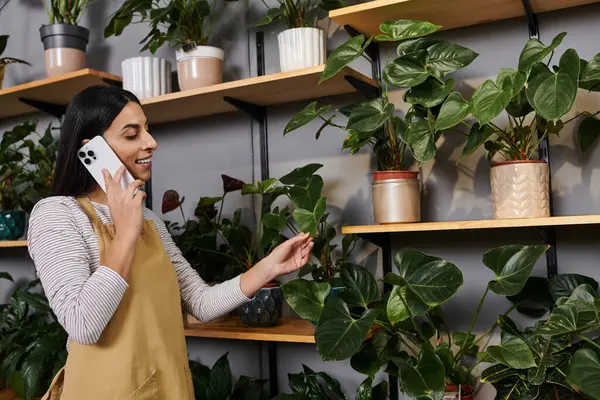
[
  {"x1": 223, "y1": 97, "x2": 267, "y2": 122},
  {"x1": 521, "y1": 0, "x2": 540, "y2": 39},
  {"x1": 344, "y1": 75, "x2": 379, "y2": 99},
  {"x1": 18, "y1": 98, "x2": 67, "y2": 118}
]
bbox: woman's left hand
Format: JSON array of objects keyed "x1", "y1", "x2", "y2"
[{"x1": 267, "y1": 232, "x2": 314, "y2": 277}]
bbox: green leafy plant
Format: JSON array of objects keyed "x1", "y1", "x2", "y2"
[
  {"x1": 0, "y1": 273, "x2": 68, "y2": 400},
  {"x1": 44, "y1": 0, "x2": 97, "y2": 24},
  {"x1": 0, "y1": 35, "x2": 31, "y2": 71},
  {"x1": 284, "y1": 19, "x2": 478, "y2": 171},
  {"x1": 0, "y1": 120, "x2": 60, "y2": 212},
  {"x1": 462, "y1": 31, "x2": 600, "y2": 161},
  {"x1": 273, "y1": 364, "x2": 388, "y2": 400},
  {"x1": 104, "y1": 0, "x2": 235, "y2": 54},
  {"x1": 188, "y1": 352, "x2": 267, "y2": 400},
  {"x1": 255, "y1": 0, "x2": 346, "y2": 29},
  {"x1": 282, "y1": 244, "x2": 549, "y2": 399}
]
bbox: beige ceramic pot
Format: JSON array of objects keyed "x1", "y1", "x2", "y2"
[
  {"x1": 0, "y1": 64, "x2": 5, "y2": 89},
  {"x1": 490, "y1": 160, "x2": 550, "y2": 219},
  {"x1": 175, "y1": 45, "x2": 223, "y2": 91},
  {"x1": 40, "y1": 24, "x2": 89, "y2": 77},
  {"x1": 372, "y1": 170, "x2": 421, "y2": 224}
]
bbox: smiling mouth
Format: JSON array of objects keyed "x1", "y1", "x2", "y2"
[{"x1": 135, "y1": 157, "x2": 152, "y2": 165}]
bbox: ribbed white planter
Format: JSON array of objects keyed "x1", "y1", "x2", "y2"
[
  {"x1": 175, "y1": 46, "x2": 224, "y2": 90},
  {"x1": 277, "y1": 27, "x2": 326, "y2": 72},
  {"x1": 121, "y1": 56, "x2": 172, "y2": 99}
]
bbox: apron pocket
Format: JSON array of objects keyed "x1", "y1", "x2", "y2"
[{"x1": 124, "y1": 370, "x2": 158, "y2": 400}]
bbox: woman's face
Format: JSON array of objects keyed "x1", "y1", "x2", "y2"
[{"x1": 94, "y1": 101, "x2": 157, "y2": 182}]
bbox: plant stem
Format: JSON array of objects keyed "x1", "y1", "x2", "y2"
[
  {"x1": 472, "y1": 304, "x2": 517, "y2": 347},
  {"x1": 577, "y1": 334, "x2": 600, "y2": 352},
  {"x1": 466, "y1": 359, "x2": 483, "y2": 376},
  {"x1": 179, "y1": 204, "x2": 186, "y2": 223},
  {"x1": 563, "y1": 110, "x2": 600, "y2": 125},
  {"x1": 431, "y1": 74, "x2": 445, "y2": 85},
  {"x1": 217, "y1": 193, "x2": 226, "y2": 225},
  {"x1": 455, "y1": 285, "x2": 490, "y2": 361},
  {"x1": 460, "y1": 120, "x2": 472, "y2": 130},
  {"x1": 318, "y1": 115, "x2": 345, "y2": 129}
]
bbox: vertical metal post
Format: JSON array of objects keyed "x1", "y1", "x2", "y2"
[
  {"x1": 256, "y1": 31, "x2": 270, "y2": 181},
  {"x1": 381, "y1": 234, "x2": 398, "y2": 400},
  {"x1": 267, "y1": 342, "x2": 278, "y2": 396}
]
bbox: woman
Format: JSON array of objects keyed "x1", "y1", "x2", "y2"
[{"x1": 27, "y1": 85, "x2": 314, "y2": 400}]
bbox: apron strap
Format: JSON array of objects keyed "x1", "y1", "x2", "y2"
[{"x1": 76, "y1": 197, "x2": 102, "y2": 225}]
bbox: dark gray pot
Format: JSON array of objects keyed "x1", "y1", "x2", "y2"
[
  {"x1": 238, "y1": 286, "x2": 283, "y2": 327},
  {"x1": 40, "y1": 24, "x2": 89, "y2": 51},
  {"x1": 0, "y1": 210, "x2": 26, "y2": 240}
]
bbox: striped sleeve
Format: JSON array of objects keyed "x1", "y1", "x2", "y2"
[
  {"x1": 149, "y1": 212, "x2": 251, "y2": 322},
  {"x1": 27, "y1": 200, "x2": 128, "y2": 345}
]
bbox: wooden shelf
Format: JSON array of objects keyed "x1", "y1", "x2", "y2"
[
  {"x1": 0, "y1": 240, "x2": 27, "y2": 248},
  {"x1": 184, "y1": 317, "x2": 315, "y2": 343},
  {"x1": 329, "y1": 0, "x2": 600, "y2": 37},
  {"x1": 342, "y1": 215, "x2": 600, "y2": 235},
  {"x1": 0, "y1": 69, "x2": 122, "y2": 120},
  {"x1": 141, "y1": 65, "x2": 376, "y2": 124}
]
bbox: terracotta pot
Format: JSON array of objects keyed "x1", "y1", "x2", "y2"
[
  {"x1": 40, "y1": 24, "x2": 89, "y2": 77},
  {"x1": 490, "y1": 160, "x2": 550, "y2": 219},
  {"x1": 371, "y1": 170, "x2": 421, "y2": 224},
  {"x1": 175, "y1": 45, "x2": 223, "y2": 90},
  {"x1": 277, "y1": 27, "x2": 326, "y2": 72},
  {"x1": 0, "y1": 64, "x2": 5, "y2": 89},
  {"x1": 443, "y1": 384, "x2": 474, "y2": 400}
]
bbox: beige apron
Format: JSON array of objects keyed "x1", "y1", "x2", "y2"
[{"x1": 42, "y1": 197, "x2": 194, "y2": 400}]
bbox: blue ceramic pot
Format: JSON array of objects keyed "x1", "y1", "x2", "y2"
[
  {"x1": 238, "y1": 285, "x2": 283, "y2": 327},
  {"x1": 311, "y1": 286, "x2": 345, "y2": 325},
  {"x1": 0, "y1": 210, "x2": 26, "y2": 240}
]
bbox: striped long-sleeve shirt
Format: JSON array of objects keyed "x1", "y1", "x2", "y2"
[{"x1": 27, "y1": 196, "x2": 251, "y2": 347}]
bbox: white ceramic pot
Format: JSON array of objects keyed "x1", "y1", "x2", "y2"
[
  {"x1": 277, "y1": 27, "x2": 326, "y2": 72},
  {"x1": 121, "y1": 56, "x2": 172, "y2": 100},
  {"x1": 175, "y1": 45, "x2": 224, "y2": 90},
  {"x1": 372, "y1": 171, "x2": 421, "y2": 224},
  {"x1": 490, "y1": 160, "x2": 550, "y2": 219}
]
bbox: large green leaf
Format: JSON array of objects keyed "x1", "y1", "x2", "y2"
[
  {"x1": 383, "y1": 51, "x2": 430, "y2": 88},
  {"x1": 386, "y1": 286, "x2": 410, "y2": 325},
  {"x1": 255, "y1": 7, "x2": 282, "y2": 26},
  {"x1": 529, "y1": 49, "x2": 580, "y2": 122},
  {"x1": 528, "y1": 354, "x2": 561, "y2": 386},
  {"x1": 356, "y1": 377, "x2": 374, "y2": 400},
  {"x1": 506, "y1": 276, "x2": 554, "y2": 318},
  {"x1": 282, "y1": 279, "x2": 331, "y2": 322},
  {"x1": 393, "y1": 344, "x2": 445, "y2": 398},
  {"x1": 231, "y1": 376, "x2": 267, "y2": 400},
  {"x1": 399, "y1": 116, "x2": 436, "y2": 163},
  {"x1": 472, "y1": 79, "x2": 512, "y2": 125},
  {"x1": 568, "y1": 347, "x2": 600, "y2": 399},
  {"x1": 496, "y1": 68, "x2": 527, "y2": 98},
  {"x1": 293, "y1": 197, "x2": 327, "y2": 237},
  {"x1": 550, "y1": 274, "x2": 599, "y2": 301},
  {"x1": 577, "y1": 116, "x2": 600, "y2": 152},
  {"x1": 396, "y1": 38, "x2": 442, "y2": 57},
  {"x1": 347, "y1": 97, "x2": 394, "y2": 133},
  {"x1": 538, "y1": 284, "x2": 599, "y2": 336},
  {"x1": 492, "y1": 377, "x2": 539, "y2": 400},
  {"x1": 404, "y1": 78, "x2": 454, "y2": 108},
  {"x1": 482, "y1": 244, "x2": 549, "y2": 296},
  {"x1": 461, "y1": 122, "x2": 495, "y2": 158},
  {"x1": 320, "y1": 35, "x2": 368, "y2": 82},
  {"x1": 480, "y1": 364, "x2": 524, "y2": 384},
  {"x1": 315, "y1": 297, "x2": 379, "y2": 361},
  {"x1": 284, "y1": 102, "x2": 331, "y2": 135},
  {"x1": 506, "y1": 87, "x2": 534, "y2": 118},
  {"x1": 579, "y1": 53, "x2": 600, "y2": 91},
  {"x1": 434, "y1": 91, "x2": 471, "y2": 131},
  {"x1": 375, "y1": 20, "x2": 441, "y2": 42},
  {"x1": 487, "y1": 333, "x2": 537, "y2": 369},
  {"x1": 371, "y1": 380, "x2": 388, "y2": 400},
  {"x1": 340, "y1": 263, "x2": 380, "y2": 308},
  {"x1": 426, "y1": 42, "x2": 478, "y2": 77},
  {"x1": 351, "y1": 342, "x2": 381, "y2": 378},
  {"x1": 207, "y1": 353, "x2": 232, "y2": 400},
  {"x1": 518, "y1": 32, "x2": 567, "y2": 75}
]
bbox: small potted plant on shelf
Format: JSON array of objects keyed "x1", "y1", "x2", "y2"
[
  {"x1": 0, "y1": 35, "x2": 31, "y2": 89},
  {"x1": 462, "y1": 31, "x2": 600, "y2": 220},
  {"x1": 105, "y1": 0, "x2": 235, "y2": 92},
  {"x1": 0, "y1": 273, "x2": 68, "y2": 400},
  {"x1": 283, "y1": 242, "x2": 550, "y2": 399},
  {"x1": 284, "y1": 19, "x2": 478, "y2": 224},
  {"x1": 255, "y1": 0, "x2": 346, "y2": 72},
  {"x1": 39, "y1": 0, "x2": 93, "y2": 77},
  {"x1": 0, "y1": 120, "x2": 59, "y2": 240}
]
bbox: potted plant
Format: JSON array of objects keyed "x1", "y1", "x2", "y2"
[
  {"x1": 462, "y1": 31, "x2": 600, "y2": 219},
  {"x1": 0, "y1": 120, "x2": 59, "y2": 240},
  {"x1": 39, "y1": 0, "x2": 92, "y2": 77},
  {"x1": 0, "y1": 35, "x2": 31, "y2": 89},
  {"x1": 255, "y1": 0, "x2": 345, "y2": 72},
  {"x1": 284, "y1": 19, "x2": 478, "y2": 224},
  {"x1": 0, "y1": 273, "x2": 68, "y2": 400},
  {"x1": 105, "y1": 0, "x2": 235, "y2": 91},
  {"x1": 282, "y1": 243, "x2": 549, "y2": 399}
]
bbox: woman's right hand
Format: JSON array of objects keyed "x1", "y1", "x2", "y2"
[{"x1": 102, "y1": 166, "x2": 146, "y2": 244}]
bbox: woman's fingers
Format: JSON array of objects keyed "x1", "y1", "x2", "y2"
[
  {"x1": 113, "y1": 166, "x2": 125, "y2": 185},
  {"x1": 126, "y1": 179, "x2": 145, "y2": 199}
]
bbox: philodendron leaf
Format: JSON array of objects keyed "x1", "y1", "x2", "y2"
[
  {"x1": 340, "y1": 263, "x2": 381, "y2": 308},
  {"x1": 528, "y1": 354, "x2": 561, "y2": 386},
  {"x1": 577, "y1": 116, "x2": 600, "y2": 153},
  {"x1": 315, "y1": 297, "x2": 379, "y2": 361},
  {"x1": 426, "y1": 42, "x2": 478, "y2": 77},
  {"x1": 492, "y1": 378, "x2": 539, "y2": 400},
  {"x1": 460, "y1": 122, "x2": 495, "y2": 158},
  {"x1": 529, "y1": 48, "x2": 580, "y2": 122},
  {"x1": 496, "y1": 68, "x2": 527, "y2": 98},
  {"x1": 568, "y1": 347, "x2": 600, "y2": 399},
  {"x1": 386, "y1": 286, "x2": 410, "y2": 325},
  {"x1": 549, "y1": 273, "x2": 599, "y2": 301},
  {"x1": 399, "y1": 115, "x2": 436, "y2": 163},
  {"x1": 351, "y1": 342, "x2": 381, "y2": 378},
  {"x1": 282, "y1": 279, "x2": 331, "y2": 322},
  {"x1": 393, "y1": 344, "x2": 445, "y2": 398},
  {"x1": 404, "y1": 77, "x2": 454, "y2": 108},
  {"x1": 482, "y1": 244, "x2": 549, "y2": 296},
  {"x1": 383, "y1": 51, "x2": 430, "y2": 88},
  {"x1": 518, "y1": 32, "x2": 567, "y2": 75},
  {"x1": 434, "y1": 91, "x2": 471, "y2": 131},
  {"x1": 538, "y1": 284, "x2": 599, "y2": 336},
  {"x1": 320, "y1": 35, "x2": 369, "y2": 83},
  {"x1": 356, "y1": 377, "x2": 374, "y2": 400},
  {"x1": 375, "y1": 20, "x2": 441, "y2": 42},
  {"x1": 207, "y1": 353, "x2": 233, "y2": 400},
  {"x1": 480, "y1": 364, "x2": 524, "y2": 384},
  {"x1": 472, "y1": 78, "x2": 512, "y2": 126},
  {"x1": 293, "y1": 197, "x2": 327, "y2": 237},
  {"x1": 0, "y1": 272, "x2": 13, "y2": 281},
  {"x1": 255, "y1": 7, "x2": 282, "y2": 26},
  {"x1": 284, "y1": 102, "x2": 331, "y2": 135},
  {"x1": 347, "y1": 97, "x2": 394, "y2": 132},
  {"x1": 507, "y1": 276, "x2": 554, "y2": 318},
  {"x1": 579, "y1": 53, "x2": 600, "y2": 91},
  {"x1": 487, "y1": 333, "x2": 537, "y2": 369},
  {"x1": 396, "y1": 37, "x2": 442, "y2": 56},
  {"x1": 372, "y1": 380, "x2": 388, "y2": 400}
]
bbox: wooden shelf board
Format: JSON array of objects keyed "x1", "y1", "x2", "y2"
[
  {"x1": 0, "y1": 69, "x2": 122, "y2": 120},
  {"x1": 342, "y1": 215, "x2": 600, "y2": 235},
  {"x1": 0, "y1": 240, "x2": 27, "y2": 248},
  {"x1": 141, "y1": 65, "x2": 377, "y2": 124},
  {"x1": 184, "y1": 317, "x2": 315, "y2": 343},
  {"x1": 329, "y1": 0, "x2": 600, "y2": 37}
]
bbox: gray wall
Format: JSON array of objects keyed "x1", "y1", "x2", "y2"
[{"x1": 2, "y1": 0, "x2": 600, "y2": 398}]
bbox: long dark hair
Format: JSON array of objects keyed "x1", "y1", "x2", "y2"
[{"x1": 52, "y1": 85, "x2": 140, "y2": 197}]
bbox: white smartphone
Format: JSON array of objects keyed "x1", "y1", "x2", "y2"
[{"x1": 77, "y1": 136, "x2": 136, "y2": 193}]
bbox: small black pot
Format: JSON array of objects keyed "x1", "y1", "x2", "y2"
[
  {"x1": 238, "y1": 286, "x2": 283, "y2": 327},
  {"x1": 39, "y1": 24, "x2": 89, "y2": 51},
  {"x1": 0, "y1": 210, "x2": 26, "y2": 240}
]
